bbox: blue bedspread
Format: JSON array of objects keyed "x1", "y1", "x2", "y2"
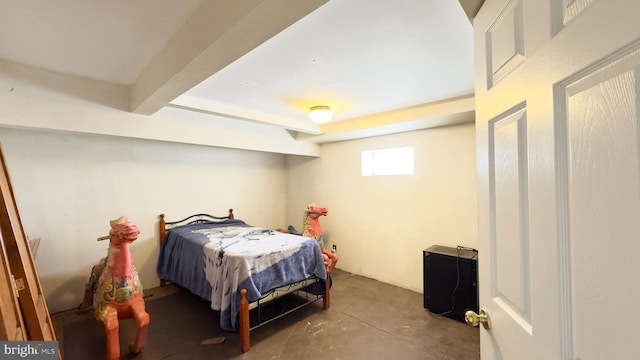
[{"x1": 157, "y1": 219, "x2": 327, "y2": 331}]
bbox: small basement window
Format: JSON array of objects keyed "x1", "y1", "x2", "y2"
[{"x1": 361, "y1": 146, "x2": 414, "y2": 176}]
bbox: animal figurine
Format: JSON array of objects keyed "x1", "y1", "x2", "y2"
[
  {"x1": 302, "y1": 203, "x2": 338, "y2": 274},
  {"x1": 80, "y1": 217, "x2": 149, "y2": 360}
]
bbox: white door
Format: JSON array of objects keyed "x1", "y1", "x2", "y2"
[{"x1": 474, "y1": 1, "x2": 640, "y2": 359}]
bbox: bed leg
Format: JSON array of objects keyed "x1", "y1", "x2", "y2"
[
  {"x1": 239, "y1": 289, "x2": 250, "y2": 353},
  {"x1": 323, "y1": 277, "x2": 331, "y2": 309}
]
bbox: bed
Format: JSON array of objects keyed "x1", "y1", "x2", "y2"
[{"x1": 156, "y1": 209, "x2": 331, "y2": 352}]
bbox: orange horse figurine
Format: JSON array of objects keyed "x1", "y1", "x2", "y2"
[
  {"x1": 82, "y1": 217, "x2": 149, "y2": 360},
  {"x1": 302, "y1": 203, "x2": 338, "y2": 274}
]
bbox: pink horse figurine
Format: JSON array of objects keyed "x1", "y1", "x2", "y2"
[
  {"x1": 82, "y1": 217, "x2": 149, "y2": 360},
  {"x1": 302, "y1": 203, "x2": 338, "y2": 274}
]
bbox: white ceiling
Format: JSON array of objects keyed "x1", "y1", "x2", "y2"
[
  {"x1": 0, "y1": 0, "x2": 202, "y2": 85},
  {"x1": 0, "y1": 0, "x2": 480, "y2": 145}
]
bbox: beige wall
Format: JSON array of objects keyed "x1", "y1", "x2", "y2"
[
  {"x1": 285, "y1": 123, "x2": 478, "y2": 293},
  {"x1": 0, "y1": 128, "x2": 287, "y2": 314},
  {"x1": 1, "y1": 122, "x2": 477, "y2": 314}
]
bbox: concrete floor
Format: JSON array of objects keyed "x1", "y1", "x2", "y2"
[{"x1": 53, "y1": 270, "x2": 480, "y2": 359}]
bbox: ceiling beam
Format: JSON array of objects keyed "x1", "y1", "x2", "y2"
[
  {"x1": 130, "y1": 0, "x2": 329, "y2": 115},
  {"x1": 168, "y1": 95, "x2": 323, "y2": 134},
  {"x1": 298, "y1": 95, "x2": 476, "y2": 143}
]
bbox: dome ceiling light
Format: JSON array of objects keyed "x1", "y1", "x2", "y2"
[{"x1": 309, "y1": 105, "x2": 333, "y2": 123}]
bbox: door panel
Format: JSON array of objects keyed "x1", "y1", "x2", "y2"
[
  {"x1": 487, "y1": 104, "x2": 533, "y2": 360},
  {"x1": 486, "y1": 0, "x2": 524, "y2": 88},
  {"x1": 490, "y1": 105, "x2": 531, "y2": 322},
  {"x1": 557, "y1": 45, "x2": 640, "y2": 360},
  {"x1": 552, "y1": 0, "x2": 594, "y2": 32}
]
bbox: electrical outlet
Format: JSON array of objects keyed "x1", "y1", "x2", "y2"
[{"x1": 331, "y1": 244, "x2": 337, "y2": 254}]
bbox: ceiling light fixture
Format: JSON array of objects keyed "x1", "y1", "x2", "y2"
[{"x1": 309, "y1": 105, "x2": 333, "y2": 123}]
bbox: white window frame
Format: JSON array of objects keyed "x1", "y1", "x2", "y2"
[{"x1": 361, "y1": 146, "x2": 414, "y2": 176}]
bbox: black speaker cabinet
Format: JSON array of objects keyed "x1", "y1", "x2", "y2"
[{"x1": 423, "y1": 245, "x2": 478, "y2": 323}]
